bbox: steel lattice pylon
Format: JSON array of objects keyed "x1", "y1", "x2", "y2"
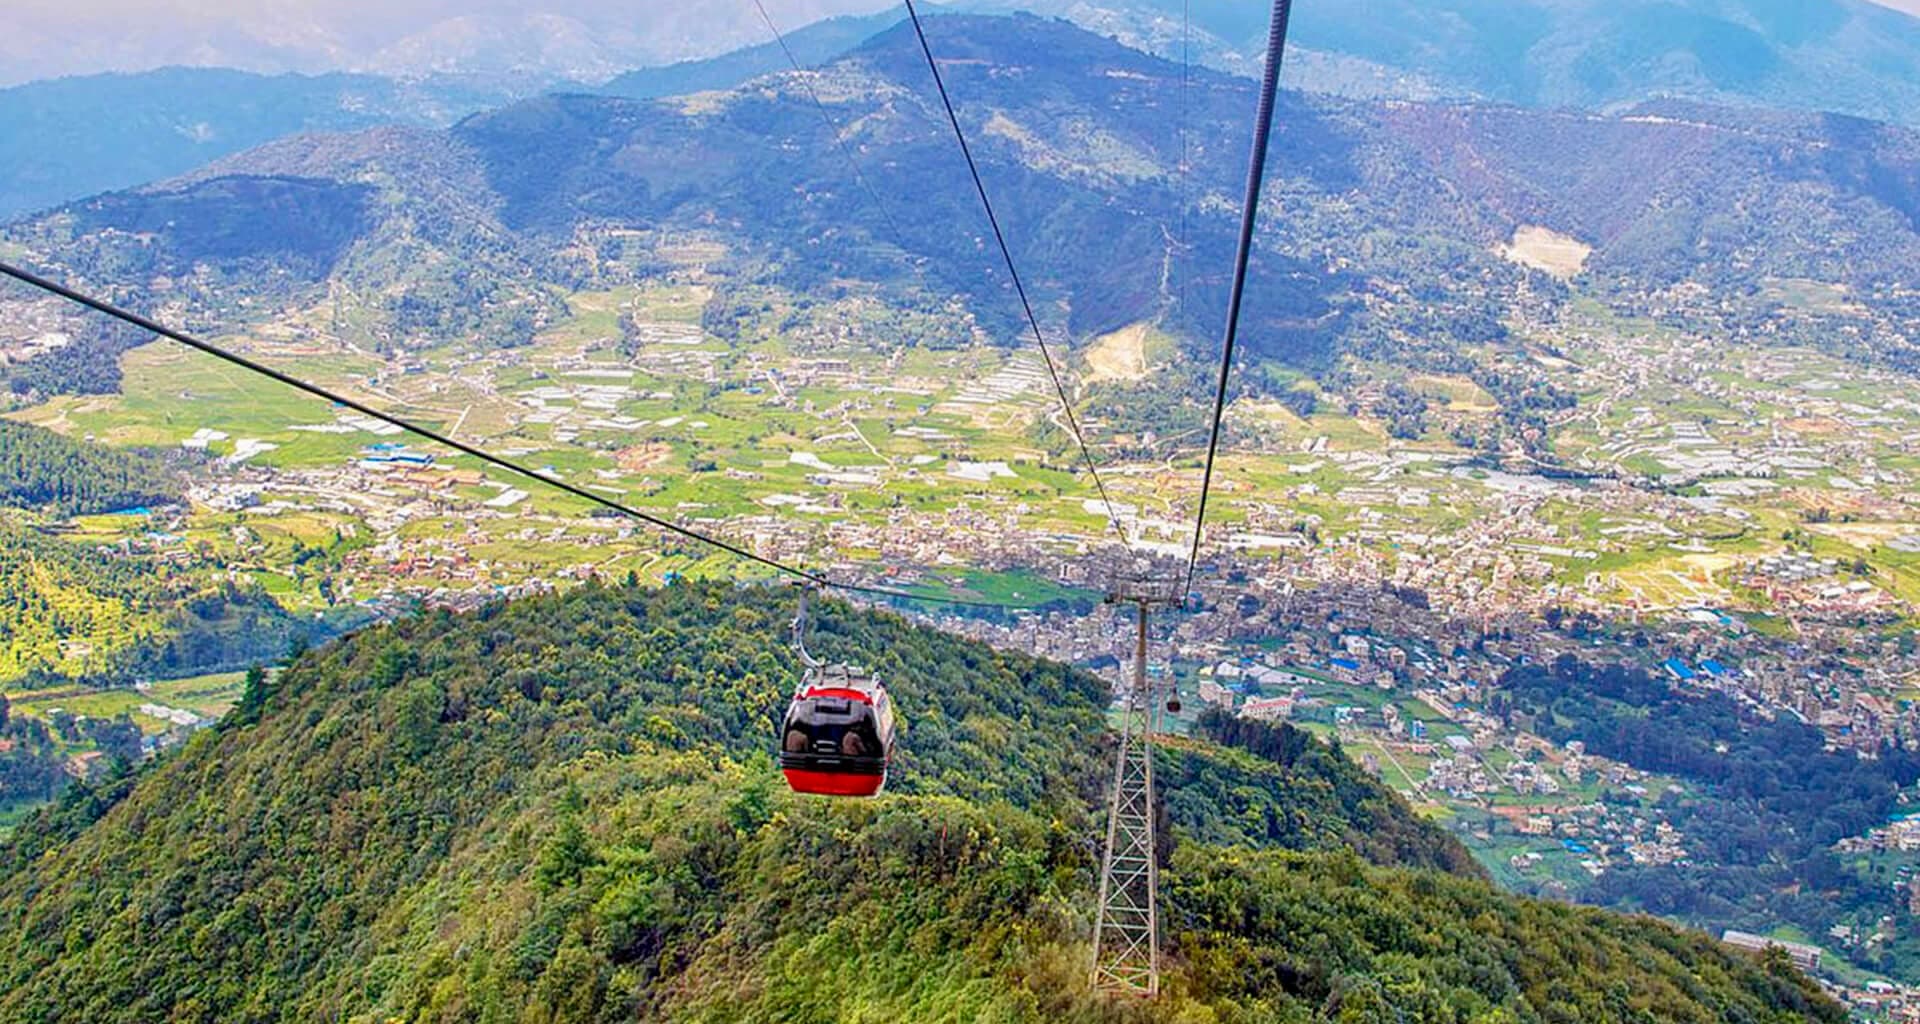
[
  {"x1": 1092, "y1": 591, "x2": 1173, "y2": 997},
  {"x1": 1091, "y1": 689, "x2": 1158, "y2": 993}
]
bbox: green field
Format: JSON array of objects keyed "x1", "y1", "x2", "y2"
[
  {"x1": 6, "y1": 671, "x2": 248, "y2": 735},
  {"x1": 6, "y1": 275, "x2": 1920, "y2": 679}
]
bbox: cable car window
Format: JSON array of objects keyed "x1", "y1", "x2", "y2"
[{"x1": 785, "y1": 699, "x2": 881, "y2": 760}]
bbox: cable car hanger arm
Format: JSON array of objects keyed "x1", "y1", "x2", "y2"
[{"x1": 791, "y1": 582, "x2": 825, "y2": 671}]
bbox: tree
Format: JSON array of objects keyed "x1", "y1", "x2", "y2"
[
  {"x1": 536, "y1": 816, "x2": 597, "y2": 890},
  {"x1": 86, "y1": 716, "x2": 143, "y2": 765}
]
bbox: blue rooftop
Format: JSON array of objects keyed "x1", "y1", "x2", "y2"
[{"x1": 363, "y1": 452, "x2": 434, "y2": 467}]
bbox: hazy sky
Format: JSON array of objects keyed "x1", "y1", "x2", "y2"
[
  {"x1": 0, "y1": 0, "x2": 883, "y2": 51},
  {"x1": 4, "y1": 0, "x2": 1919, "y2": 85},
  {"x1": 0, "y1": 0, "x2": 898, "y2": 84}
]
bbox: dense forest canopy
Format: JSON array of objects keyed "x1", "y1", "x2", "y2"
[
  {"x1": 0, "y1": 419, "x2": 178, "y2": 515},
  {"x1": 0, "y1": 317, "x2": 153, "y2": 400},
  {"x1": 1172, "y1": 708, "x2": 1484, "y2": 877},
  {"x1": 0, "y1": 582, "x2": 1842, "y2": 1021}
]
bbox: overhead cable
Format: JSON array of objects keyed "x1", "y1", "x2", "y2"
[
  {"x1": 0, "y1": 260, "x2": 1029, "y2": 612},
  {"x1": 751, "y1": 0, "x2": 917, "y2": 255},
  {"x1": 900, "y1": 0, "x2": 1131, "y2": 546},
  {"x1": 1183, "y1": 0, "x2": 1296, "y2": 597}
]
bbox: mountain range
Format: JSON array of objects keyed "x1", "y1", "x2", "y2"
[
  {"x1": 4, "y1": 0, "x2": 1920, "y2": 223},
  {"x1": 8, "y1": 14, "x2": 1918, "y2": 389},
  {"x1": 11, "y1": 0, "x2": 1920, "y2": 108},
  {"x1": 0, "y1": 1, "x2": 846, "y2": 87}
]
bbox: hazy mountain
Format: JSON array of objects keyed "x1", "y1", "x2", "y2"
[
  {"x1": 9, "y1": 0, "x2": 1919, "y2": 126},
  {"x1": 1043, "y1": 0, "x2": 1920, "y2": 125},
  {"x1": 0, "y1": 8, "x2": 915, "y2": 221},
  {"x1": 0, "y1": 0, "x2": 884, "y2": 86},
  {"x1": 357, "y1": 11, "x2": 690, "y2": 82},
  {"x1": 0, "y1": 68, "x2": 526, "y2": 222},
  {"x1": 596, "y1": 10, "x2": 904, "y2": 100}
]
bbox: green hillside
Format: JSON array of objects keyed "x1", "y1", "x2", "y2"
[
  {"x1": 0, "y1": 521, "x2": 327, "y2": 688},
  {"x1": 0, "y1": 582, "x2": 1840, "y2": 1021}
]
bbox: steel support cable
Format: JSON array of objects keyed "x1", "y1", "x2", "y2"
[
  {"x1": 0, "y1": 260, "x2": 1027, "y2": 611},
  {"x1": 1182, "y1": 0, "x2": 1296, "y2": 598},
  {"x1": 1176, "y1": 0, "x2": 1192, "y2": 323},
  {"x1": 750, "y1": 0, "x2": 917, "y2": 257},
  {"x1": 900, "y1": 0, "x2": 1130, "y2": 545}
]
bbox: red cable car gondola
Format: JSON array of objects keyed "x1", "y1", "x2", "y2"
[
  {"x1": 778, "y1": 586, "x2": 895, "y2": 797},
  {"x1": 779, "y1": 664, "x2": 895, "y2": 796}
]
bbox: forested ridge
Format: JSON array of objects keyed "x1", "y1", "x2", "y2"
[
  {"x1": 0, "y1": 583, "x2": 1841, "y2": 1021},
  {"x1": 0, "y1": 419, "x2": 177, "y2": 515},
  {"x1": 1497, "y1": 655, "x2": 1920, "y2": 978},
  {"x1": 0, "y1": 317, "x2": 154, "y2": 401},
  {"x1": 1176, "y1": 708, "x2": 1486, "y2": 878}
]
